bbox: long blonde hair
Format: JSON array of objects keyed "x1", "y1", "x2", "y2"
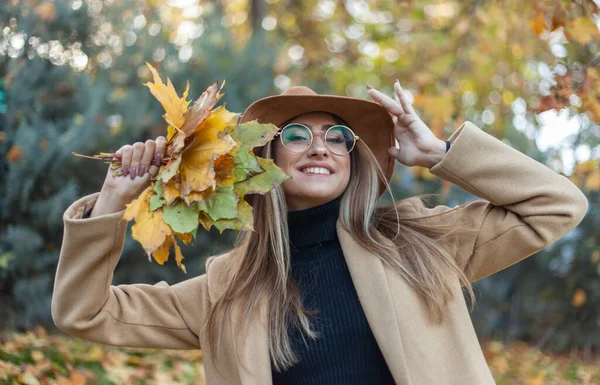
[{"x1": 204, "y1": 123, "x2": 478, "y2": 375}]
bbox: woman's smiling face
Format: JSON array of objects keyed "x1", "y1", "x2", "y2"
[{"x1": 272, "y1": 111, "x2": 351, "y2": 211}]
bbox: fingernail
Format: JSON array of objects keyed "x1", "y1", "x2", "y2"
[
  {"x1": 130, "y1": 167, "x2": 136, "y2": 180},
  {"x1": 154, "y1": 154, "x2": 161, "y2": 166},
  {"x1": 122, "y1": 166, "x2": 129, "y2": 176},
  {"x1": 366, "y1": 85, "x2": 373, "y2": 90},
  {"x1": 139, "y1": 165, "x2": 146, "y2": 176}
]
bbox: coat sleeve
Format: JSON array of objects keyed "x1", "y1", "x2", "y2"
[
  {"x1": 51, "y1": 192, "x2": 212, "y2": 350},
  {"x1": 418, "y1": 121, "x2": 588, "y2": 283}
]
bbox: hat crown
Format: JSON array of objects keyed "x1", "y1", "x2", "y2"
[{"x1": 280, "y1": 86, "x2": 318, "y2": 96}]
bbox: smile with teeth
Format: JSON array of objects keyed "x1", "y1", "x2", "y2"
[{"x1": 301, "y1": 167, "x2": 331, "y2": 175}]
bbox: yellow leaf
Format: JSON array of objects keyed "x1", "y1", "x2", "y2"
[
  {"x1": 175, "y1": 232, "x2": 193, "y2": 245},
  {"x1": 173, "y1": 238, "x2": 187, "y2": 273},
  {"x1": 162, "y1": 180, "x2": 181, "y2": 204},
  {"x1": 572, "y1": 289, "x2": 587, "y2": 307},
  {"x1": 567, "y1": 17, "x2": 600, "y2": 45},
  {"x1": 412, "y1": 94, "x2": 454, "y2": 137},
  {"x1": 143, "y1": 62, "x2": 190, "y2": 129},
  {"x1": 128, "y1": 190, "x2": 173, "y2": 256},
  {"x1": 180, "y1": 111, "x2": 237, "y2": 195},
  {"x1": 180, "y1": 81, "x2": 225, "y2": 137},
  {"x1": 151, "y1": 235, "x2": 173, "y2": 265},
  {"x1": 526, "y1": 371, "x2": 546, "y2": 385},
  {"x1": 31, "y1": 350, "x2": 44, "y2": 362},
  {"x1": 584, "y1": 170, "x2": 600, "y2": 191},
  {"x1": 591, "y1": 250, "x2": 600, "y2": 264},
  {"x1": 575, "y1": 160, "x2": 597, "y2": 175},
  {"x1": 123, "y1": 187, "x2": 153, "y2": 221},
  {"x1": 490, "y1": 355, "x2": 509, "y2": 375}
]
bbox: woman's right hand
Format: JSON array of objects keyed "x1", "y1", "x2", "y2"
[{"x1": 90, "y1": 136, "x2": 167, "y2": 217}]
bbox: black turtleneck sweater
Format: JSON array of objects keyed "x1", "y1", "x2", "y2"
[{"x1": 271, "y1": 197, "x2": 396, "y2": 385}]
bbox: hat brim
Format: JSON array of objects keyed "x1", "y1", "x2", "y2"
[{"x1": 239, "y1": 94, "x2": 395, "y2": 196}]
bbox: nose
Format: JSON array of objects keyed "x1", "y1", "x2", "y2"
[{"x1": 307, "y1": 132, "x2": 329, "y2": 158}]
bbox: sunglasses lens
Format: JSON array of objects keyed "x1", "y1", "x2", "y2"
[{"x1": 280, "y1": 123, "x2": 356, "y2": 155}]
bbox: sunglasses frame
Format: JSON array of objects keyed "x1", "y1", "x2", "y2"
[{"x1": 274, "y1": 122, "x2": 360, "y2": 155}]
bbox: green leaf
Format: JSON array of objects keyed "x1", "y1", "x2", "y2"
[
  {"x1": 157, "y1": 156, "x2": 181, "y2": 183},
  {"x1": 234, "y1": 157, "x2": 290, "y2": 196},
  {"x1": 150, "y1": 182, "x2": 166, "y2": 211},
  {"x1": 0, "y1": 251, "x2": 14, "y2": 270},
  {"x1": 162, "y1": 200, "x2": 199, "y2": 234},
  {"x1": 227, "y1": 121, "x2": 280, "y2": 149},
  {"x1": 198, "y1": 185, "x2": 239, "y2": 221},
  {"x1": 213, "y1": 198, "x2": 254, "y2": 233},
  {"x1": 233, "y1": 148, "x2": 262, "y2": 181}
]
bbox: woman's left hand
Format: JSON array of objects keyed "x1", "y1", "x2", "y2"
[{"x1": 367, "y1": 80, "x2": 447, "y2": 168}]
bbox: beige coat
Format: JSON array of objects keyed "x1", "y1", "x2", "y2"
[{"x1": 52, "y1": 121, "x2": 588, "y2": 384}]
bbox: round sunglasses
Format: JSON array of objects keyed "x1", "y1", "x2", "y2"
[{"x1": 275, "y1": 123, "x2": 359, "y2": 155}]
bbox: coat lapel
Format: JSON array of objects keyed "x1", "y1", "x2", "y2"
[
  {"x1": 336, "y1": 220, "x2": 412, "y2": 385},
  {"x1": 234, "y1": 293, "x2": 272, "y2": 385}
]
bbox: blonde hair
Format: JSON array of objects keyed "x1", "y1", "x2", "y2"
[{"x1": 204, "y1": 122, "x2": 478, "y2": 376}]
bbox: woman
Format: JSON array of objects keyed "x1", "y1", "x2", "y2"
[{"x1": 52, "y1": 80, "x2": 588, "y2": 385}]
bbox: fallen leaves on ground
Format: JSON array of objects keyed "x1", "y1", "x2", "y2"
[{"x1": 2, "y1": 327, "x2": 600, "y2": 385}]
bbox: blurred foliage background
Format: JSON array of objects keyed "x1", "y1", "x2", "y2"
[{"x1": 0, "y1": 0, "x2": 599, "y2": 382}]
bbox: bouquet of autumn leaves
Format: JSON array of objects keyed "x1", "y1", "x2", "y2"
[{"x1": 75, "y1": 63, "x2": 289, "y2": 273}]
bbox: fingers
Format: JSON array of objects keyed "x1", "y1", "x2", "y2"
[
  {"x1": 129, "y1": 142, "x2": 145, "y2": 180},
  {"x1": 154, "y1": 136, "x2": 167, "y2": 166},
  {"x1": 138, "y1": 140, "x2": 156, "y2": 177},
  {"x1": 388, "y1": 146, "x2": 400, "y2": 159},
  {"x1": 367, "y1": 86, "x2": 404, "y2": 116},
  {"x1": 367, "y1": 81, "x2": 416, "y2": 119},
  {"x1": 394, "y1": 80, "x2": 416, "y2": 115},
  {"x1": 118, "y1": 136, "x2": 167, "y2": 180},
  {"x1": 119, "y1": 145, "x2": 133, "y2": 176}
]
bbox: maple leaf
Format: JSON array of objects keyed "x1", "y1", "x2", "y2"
[
  {"x1": 234, "y1": 157, "x2": 291, "y2": 196},
  {"x1": 179, "y1": 81, "x2": 226, "y2": 136},
  {"x1": 123, "y1": 187, "x2": 173, "y2": 259},
  {"x1": 179, "y1": 107, "x2": 238, "y2": 200},
  {"x1": 143, "y1": 62, "x2": 190, "y2": 130},
  {"x1": 152, "y1": 235, "x2": 187, "y2": 273}
]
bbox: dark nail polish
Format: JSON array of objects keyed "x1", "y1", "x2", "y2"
[
  {"x1": 130, "y1": 167, "x2": 136, "y2": 180},
  {"x1": 366, "y1": 85, "x2": 373, "y2": 90},
  {"x1": 154, "y1": 154, "x2": 161, "y2": 165},
  {"x1": 139, "y1": 165, "x2": 146, "y2": 176},
  {"x1": 122, "y1": 166, "x2": 129, "y2": 176}
]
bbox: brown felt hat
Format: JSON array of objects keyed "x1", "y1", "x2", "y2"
[{"x1": 239, "y1": 86, "x2": 395, "y2": 196}]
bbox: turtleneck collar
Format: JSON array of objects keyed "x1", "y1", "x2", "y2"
[{"x1": 287, "y1": 196, "x2": 341, "y2": 250}]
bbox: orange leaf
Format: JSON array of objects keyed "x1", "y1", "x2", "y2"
[
  {"x1": 35, "y1": 2, "x2": 56, "y2": 21},
  {"x1": 7, "y1": 146, "x2": 22, "y2": 163},
  {"x1": 572, "y1": 289, "x2": 587, "y2": 307},
  {"x1": 529, "y1": 12, "x2": 545, "y2": 35},
  {"x1": 214, "y1": 153, "x2": 236, "y2": 186}
]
